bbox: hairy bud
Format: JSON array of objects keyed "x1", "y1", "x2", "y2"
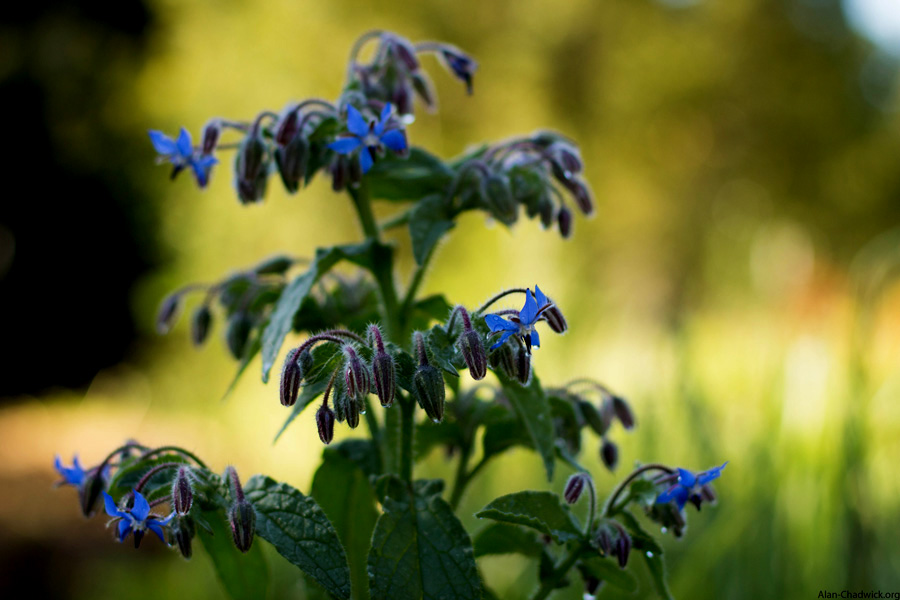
[
  {"x1": 549, "y1": 141, "x2": 582, "y2": 175},
  {"x1": 156, "y1": 292, "x2": 182, "y2": 335},
  {"x1": 275, "y1": 109, "x2": 300, "y2": 146},
  {"x1": 253, "y1": 254, "x2": 294, "y2": 275},
  {"x1": 414, "y1": 365, "x2": 445, "y2": 423},
  {"x1": 391, "y1": 36, "x2": 420, "y2": 71},
  {"x1": 274, "y1": 135, "x2": 309, "y2": 194},
  {"x1": 483, "y1": 174, "x2": 518, "y2": 225},
  {"x1": 228, "y1": 500, "x2": 256, "y2": 553},
  {"x1": 235, "y1": 130, "x2": 270, "y2": 204},
  {"x1": 280, "y1": 348, "x2": 302, "y2": 407},
  {"x1": 580, "y1": 400, "x2": 610, "y2": 437},
  {"x1": 563, "y1": 473, "x2": 589, "y2": 505},
  {"x1": 562, "y1": 177, "x2": 594, "y2": 216},
  {"x1": 515, "y1": 345, "x2": 531, "y2": 384},
  {"x1": 391, "y1": 80, "x2": 414, "y2": 116},
  {"x1": 594, "y1": 521, "x2": 614, "y2": 555},
  {"x1": 557, "y1": 205, "x2": 573, "y2": 239},
  {"x1": 410, "y1": 72, "x2": 436, "y2": 110},
  {"x1": 600, "y1": 439, "x2": 619, "y2": 471},
  {"x1": 440, "y1": 47, "x2": 477, "y2": 94},
  {"x1": 343, "y1": 346, "x2": 369, "y2": 400},
  {"x1": 542, "y1": 305, "x2": 568, "y2": 334},
  {"x1": 613, "y1": 522, "x2": 631, "y2": 568},
  {"x1": 372, "y1": 351, "x2": 396, "y2": 407},
  {"x1": 201, "y1": 120, "x2": 221, "y2": 155},
  {"x1": 297, "y1": 348, "x2": 313, "y2": 377},
  {"x1": 489, "y1": 342, "x2": 517, "y2": 378},
  {"x1": 316, "y1": 404, "x2": 335, "y2": 444},
  {"x1": 172, "y1": 516, "x2": 195, "y2": 559},
  {"x1": 331, "y1": 156, "x2": 349, "y2": 192},
  {"x1": 345, "y1": 394, "x2": 361, "y2": 429},
  {"x1": 611, "y1": 396, "x2": 635, "y2": 430},
  {"x1": 79, "y1": 470, "x2": 104, "y2": 517},
  {"x1": 173, "y1": 467, "x2": 193, "y2": 516},
  {"x1": 538, "y1": 195, "x2": 555, "y2": 229},
  {"x1": 190, "y1": 305, "x2": 212, "y2": 346},
  {"x1": 226, "y1": 312, "x2": 253, "y2": 360},
  {"x1": 457, "y1": 330, "x2": 487, "y2": 381}
]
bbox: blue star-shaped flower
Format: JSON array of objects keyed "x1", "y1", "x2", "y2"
[
  {"x1": 103, "y1": 490, "x2": 174, "y2": 548},
  {"x1": 54, "y1": 455, "x2": 85, "y2": 487},
  {"x1": 149, "y1": 127, "x2": 218, "y2": 188},
  {"x1": 327, "y1": 104, "x2": 407, "y2": 173},
  {"x1": 657, "y1": 462, "x2": 728, "y2": 510},
  {"x1": 484, "y1": 286, "x2": 553, "y2": 353}
]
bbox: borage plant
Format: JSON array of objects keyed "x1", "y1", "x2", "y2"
[{"x1": 55, "y1": 30, "x2": 727, "y2": 600}]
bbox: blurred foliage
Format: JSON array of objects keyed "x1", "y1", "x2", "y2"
[{"x1": 2, "y1": 0, "x2": 900, "y2": 598}]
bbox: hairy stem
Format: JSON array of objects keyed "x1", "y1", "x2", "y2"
[
  {"x1": 141, "y1": 446, "x2": 208, "y2": 469},
  {"x1": 399, "y1": 396, "x2": 415, "y2": 484}
]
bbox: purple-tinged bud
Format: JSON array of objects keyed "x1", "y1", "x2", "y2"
[
  {"x1": 543, "y1": 305, "x2": 567, "y2": 334},
  {"x1": 348, "y1": 153, "x2": 363, "y2": 187},
  {"x1": 173, "y1": 467, "x2": 193, "y2": 516},
  {"x1": 557, "y1": 206, "x2": 573, "y2": 239},
  {"x1": 275, "y1": 109, "x2": 300, "y2": 146},
  {"x1": 228, "y1": 500, "x2": 256, "y2": 553},
  {"x1": 345, "y1": 394, "x2": 361, "y2": 429},
  {"x1": 391, "y1": 36, "x2": 420, "y2": 71},
  {"x1": 343, "y1": 346, "x2": 369, "y2": 400},
  {"x1": 372, "y1": 352, "x2": 396, "y2": 407},
  {"x1": 594, "y1": 522, "x2": 614, "y2": 555},
  {"x1": 79, "y1": 470, "x2": 105, "y2": 517},
  {"x1": 411, "y1": 72, "x2": 436, "y2": 110},
  {"x1": 515, "y1": 346, "x2": 531, "y2": 384},
  {"x1": 440, "y1": 47, "x2": 478, "y2": 94},
  {"x1": 190, "y1": 305, "x2": 212, "y2": 346},
  {"x1": 226, "y1": 312, "x2": 253, "y2": 360},
  {"x1": 457, "y1": 330, "x2": 487, "y2": 380},
  {"x1": 254, "y1": 254, "x2": 294, "y2": 275},
  {"x1": 612, "y1": 522, "x2": 631, "y2": 568},
  {"x1": 489, "y1": 342, "x2": 517, "y2": 378},
  {"x1": 391, "y1": 80, "x2": 414, "y2": 116},
  {"x1": 156, "y1": 292, "x2": 182, "y2": 335},
  {"x1": 274, "y1": 135, "x2": 309, "y2": 194},
  {"x1": 172, "y1": 516, "x2": 195, "y2": 559},
  {"x1": 549, "y1": 142, "x2": 583, "y2": 175},
  {"x1": 579, "y1": 400, "x2": 610, "y2": 437},
  {"x1": 331, "y1": 157, "x2": 348, "y2": 192},
  {"x1": 538, "y1": 196, "x2": 555, "y2": 229},
  {"x1": 583, "y1": 575, "x2": 602, "y2": 596},
  {"x1": 297, "y1": 348, "x2": 314, "y2": 377},
  {"x1": 413, "y1": 364, "x2": 445, "y2": 423},
  {"x1": 316, "y1": 404, "x2": 335, "y2": 444},
  {"x1": 235, "y1": 130, "x2": 270, "y2": 204},
  {"x1": 563, "y1": 473, "x2": 589, "y2": 504},
  {"x1": 611, "y1": 396, "x2": 635, "y2": 430},
  {"x1": 201, "y1": 120, "x2": 221, "y2": 155},
  {"x1": 483, "y1": 174, "x2": 518, "y2": 225},
  {"x1": 700, "y1": 483, "x2": 717, "y2": 504},
  {"x1": 600, "y1": 439, "x2": 619, "y2": 471},
  {"x1": 562, "y1": 177, "x2": 594, "y2": 216}
]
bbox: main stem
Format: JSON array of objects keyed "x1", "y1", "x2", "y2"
[{"x1": 399, "y1": 396, "x2": 415, "y2": 483}]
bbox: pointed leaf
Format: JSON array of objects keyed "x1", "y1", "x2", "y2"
[
  {"x1": 475, "y1": 491, "x2": 582, "y2": 544},
  {"x1": 197, "y1": 509, "x2": 269, "y2": 600},
  {"x1": 366, "y1": 148, "x2": 454, "y2": 202},
  {"x1": 473, "y1": 522, "x2": 544, "y2": 558},
  {"x1": 408, "y1": 194, "x2": 455, "y2": 265},
  {"x1": 497, "y1": 372, "x2": 556, "y2": 480}
]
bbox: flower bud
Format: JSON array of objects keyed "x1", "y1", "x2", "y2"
[
  {"x1": 483, "y1": 175, "x2": 518, "y2": 225},
  {"x1": 279, "y1": 348, "x2": 303, "y2": 407},
  {"x1": 391, "y1": 36, "x2": 420, "y2": 71},
  {"x1": 297, "y1": 348, "x2": 313, "y2": 377},
  {"x1": 156, "y1": 292, "x2": 182, "y2": 334},
  {"x1": 583, "y1": 574, "x2": 602, "y2": 596},
  {"x1": 201, "y1": 120, "x2": 221, "y2": 155},
  {"x1": 538, "y1": 196, "x2": 555, "y2": 229},
  {"x1": 413, "y1": 365, "x2": 445, "y2": 423},
  {"x1": 594, "y1": 522, "x2": 614, "y2": 555},
  {"x1": 542, "y1": 305, "x2": 567, "y2": 334},
  {"x1": 172, "y1": 516, "x2": 195, "y2": 559},
  {"x1": 613, "y1": 523, "x2": 631, "y2": 568},
  {"x1": 391, "y1": 80, "x2": 414, "y2": 116},
  {"x1": 700, "y1": 483, "x2": 717, "y2": 504},
  {"x1": 331, "y1": 156, "x2": 349, "y2": 192},
  {"x1": 515, "y1": 346, "x2": 531, "y2": 384},
  {"x1": 440, "y1": 47, "x2": 477, "y2": 94},
  {"x1": 579, "y1": 400, "x2": 610, "y2": 437},
  {"x1": 557, "y1": 205, "x2": 573, "y2": 239},
  {"x1": 235, "y1": 130, "x2": 270, "y2": 204},
  {"x1": 316, "y1": 404, "x2": 335, "y2": 444},
  {"x1": 190, "y1": 305, "x2": 212, "y2": 346},
  {"x1": 372, "y1": 351, "x2": 396, "y2": 407},
  {"x1": 275, "y1": 109, "x2": 300, "y2": 146},
  {"x1": 562, "y1": 177, "x2": 594, "y2": 216},
  {"x1": 611, "y1": 396, "x2": 635, "y2": 430},
  {"x1": 549, "y1": 142, "x2": 582, "y2": 175},
  {"x1": 173, "y1": 467, "x2": 193, "y2": 516},
  {"x1": 228, "y1": 500, "x2": 256, "y2": 553},
  {"x1": 411, "y1": 72, "x2": 436, "y2": 110},
  {"x1": 348, "y1": 153, "x2": 363, "y2": 187},
  {"x1": 226, "y1": 312, "x2": 253, "y2": 360},
  {"x1": 274, "y1": 135, "x2": 309, "y2": 194},
  {"x1": 457, "y1": 329, "x2": 487, "y2": 381},
  {"x1": 563, "y1": 473, "x2": 589, "y2": 504},
  {"x1": 489, "y1": 342, "x2": 517, "y2": 378},
  {"x1": 253, "y1": 254, "x2": 294, "y2": 275},
  {"x1": 79, "y1": 470, "x2": 105, "y2": 517},
  {"x1": 343, "y1": 346, "x2": 369, "y2": 400},
  {"x1": 345, "y1": 394, "x2": 361, "y2": 429},
  {"x1": 600, "y1": 439, "x2": 619, "y2": 471}
]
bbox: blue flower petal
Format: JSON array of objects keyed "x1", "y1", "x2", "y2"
[
  {"x1": 657, "y1": 486, "x2": 678, "y2": 504},
  {"x1": 489, "y1": 330, "x2": 515, "y2": 350},
  {"x1": 148, "y1": 130, "x2": 177, "y2": 155},
  {"x1": 131, "y1": 491, "x2": 151, "y2": 523},
  {"x1": 328, "y1": 137, "x2": 362, "y2": 154},
  {"x1": 697, "y1": 461, "x2": 728, "y2": 485},
  {"x1": 147, "y1": 521, "x2": 166, "y2": 542},
  {"x1": 157, "y1": 511, "x2": 176, "y2": 526},
  {"x1": 519, "y1": 290, "x2": 538, "y2": 325},
  {"x1": 359, "y1": 146, "x2": 374, "y2": 174},
  {"x1": 485, "y1": 314, "x2": 518, "y2": 333},
  {"x1": 530, "y1": 328, "x2": 540, "y2": 348},
  {"x1": 190, "y1": 162, "x2": 209, "y2": 188},
  {"x1": 672, "y1": 486, "x2": 689, "y2": 510},
  {"x1": 376, "y1": 103, "x2": 393, "y2": 136},
  {"x1": 103, "y1": 491, "x2": 126, "y2": 518},
  {"x1": 380, "y1": 129, "x2": 407, "y2": 152},
  {"x1": 677, "y1": 468, "x2": 697, "y2": 488},
  {"x1": 118, "y1": 519, "x2": 132, "y2": 542},
  {"x1": 534, "y1": 286, "x2": 549, "y2": 309},
  {"x1": 175, "y1": 128, "x2": 193, "y2": 159},
  {"x1": 346, "y1": 105, "x2": 369, "y2": 138}
]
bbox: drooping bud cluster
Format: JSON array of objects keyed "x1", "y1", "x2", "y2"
[
  {"x1": 412, "y1": 332, "x2": 445, "y2": 423},
  {"x1": 235, "y1": 118, "x2": 272, "y2": 205},
  {"x1": 594, "y1": 520, "x2": 632, "y2": 568},
  {"x1": 451, "y1": 131, "x2": 592, "y2": 238}
]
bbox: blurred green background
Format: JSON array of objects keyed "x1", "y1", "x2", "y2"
[{"x1": 2, "y1": 0, "x2": 900, "y2": 598}]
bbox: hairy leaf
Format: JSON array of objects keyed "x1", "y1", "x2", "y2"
[
  {"x1": 197, "y1": 509, "x2": 269, "y2": 600},
  {"x1": 497, "y1": 372, "x2": 556, "y2": 480},
  {"x1": 475, "y1": 491, "x2": 582, "y2": 544},
  {"x1": 408, "y1": 194, "x2": 454, "y2": 265},
  {"x1": 472, "y1": 522, "x2": 544, "y2": 558},
  {"x1": 366, "y1": 148, "x2": 454, "y2": 202}
]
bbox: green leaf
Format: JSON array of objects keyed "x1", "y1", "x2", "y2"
[
  {"x1": 579, "y1": 555, "x2": 638, "y2": 592},
  {"x1": 617, "y1": 511, "x2": 671, "y2": 599},
  {"x1": 482, "y1": 413, "x2": 532, "y2": 460},
  {"x1": 497, "y1": 372, "x2": 556, "y2": 480},
  {"x1": 425, "y1": 324, "x2": 460, "y2": 376},
  {"x1": 475, "y1": 491, "x2": 583, "y2": 545},
  {"x1": 472, "y1": 522, "x2": 544, "y2": 558},
  {"x1": 223, "y1": 324, "x2": 263, "y2": 400},
  {"x1": 408, "y1": 194, "x2": 454, "y2": 265},
  {"x1": 366, "y1": 148, "x2": 454, "y2": 202},
  {"x1": 368, "y1": 486, "x2": 482, "y2": 600},
  {"x1": 260, "y1": 241, "x2": 378, "y2": 382},
  {"x1": 245, "y1": 475, "x2": 351, "y2": 600},
  {"x1": 197, "y1": 509, "x2": 269, "y2": 600},
  {"x1": 312, "y1": 447, "x2": 379, "y2": 600},
  {"x1": 413, "y1": 294, "x2": 453, "y2": 322}
]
